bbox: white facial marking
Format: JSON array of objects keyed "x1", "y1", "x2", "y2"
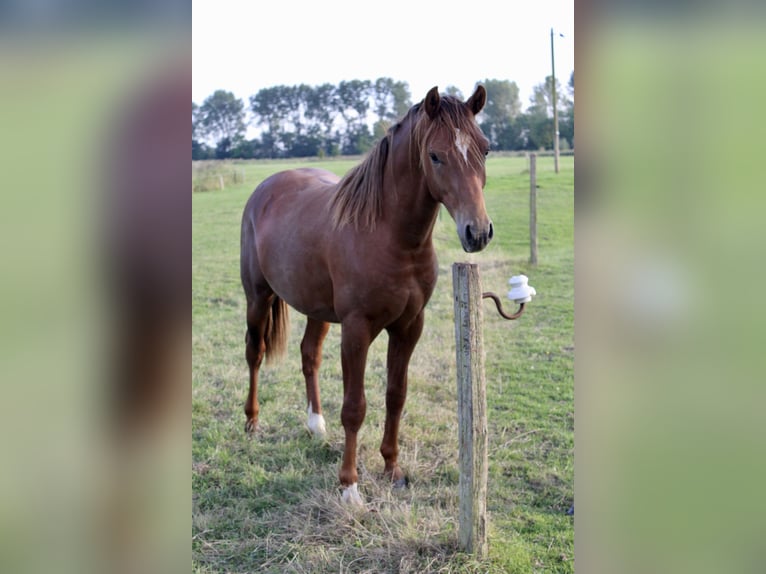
[
  {"x1": 307, "y1": 403, "x2": 327, "y2": 438},
  {"x1": 341, "y1": 483, "x2": 364, "y2": 506},
  {"x1": 455, "y1": 129, "x2": 470, "y2": 164}
]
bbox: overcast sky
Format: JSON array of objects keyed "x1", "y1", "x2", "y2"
[{"x1": 193, "y1": 0, "x2": 574, "y2": 109}]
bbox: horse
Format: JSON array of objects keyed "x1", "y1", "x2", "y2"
[{"x1": 240, "y1": 85, "x2": 493, "y2": 505}]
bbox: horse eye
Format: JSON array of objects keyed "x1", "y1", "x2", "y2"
[
  {"x1": 429, "y1": 152, "x2": 441, "y2": 164},
  {"x1": 484, "y1": 149, "x2": 490, "y2": 157}
]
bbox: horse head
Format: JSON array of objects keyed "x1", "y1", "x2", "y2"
[{"x1": 418, "y1": 85, "x2": 493, "y2": 253}]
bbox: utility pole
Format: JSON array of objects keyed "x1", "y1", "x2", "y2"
[{"x1": 551, "y1": 28, "x2": 560, "y2": 174}]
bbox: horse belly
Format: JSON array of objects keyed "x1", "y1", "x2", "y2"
[
  {"x1": 284, "y1": 286, "x2": 339, "y2": 323},
  {"x1": 249, "y1": 171, "x2": 340, "y2": 322},
  {"x1": 257, "y1": 236, "x2": 339, "y2": 323}
]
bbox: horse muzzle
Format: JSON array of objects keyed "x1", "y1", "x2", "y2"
[{"x1": 460, "y1": 220, "x2": 494, "y2": 253}]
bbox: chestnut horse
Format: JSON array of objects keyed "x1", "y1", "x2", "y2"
[{"x1": 240, "y1": 85, "x2": 493, "y2": 505}]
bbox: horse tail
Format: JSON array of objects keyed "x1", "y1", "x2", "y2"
[{"x1": 264, "y1": 296, "x2": 289, "y2": 363}]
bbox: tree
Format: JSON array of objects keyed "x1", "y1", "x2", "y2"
[
  {"x1": 215, "y1": 137, "x2": 232, "y2": 159},
  {"x1": 528, "y1": 75, "x2": 567, "y2": 119},
  {"x1": 372, "y1": 119, "x2": 388, "y2": 140},
  {"x1": 192, "y1": 139, "x2": 210, "y2": 160},
  {"x1": 198, "y1": 90, "x2": 246, "y2": 157},
  {"x1": 559, "y1": 70, "x2": 575, "y2": 149},
  {"x1": 192, "y1": 101, "x2": 202, "y2": 141},
  {"x1": 371, "y1": 78, "x2": 412, "y2": 136},
  {"x1": 390, "y1": 81, "x2": 411, "y2": 119},
  {"x1": 336, "y1": 80, "x2": 370, "y2": 123},
  {"x1": 520, "y1": 111, "x2": 552, "y2": 150},
  {"x1": 283, "y1": 84, "x2": 312, "y2": 136},
  {"x1": 289, "y1": 129, "x2": 323, "y2": 157},
  {"x1": 229, "y1": 138, "x2": 259, "y2": 159},
  {"x1": 524, "y1": 75, "x2": 571, "y2": 150},
  {"x1": 373, "y1": 77, "x2": 395, "y2": 123},
  {"x1": 304, "y1": 83, "x2": 339, "y2": 155},
  {"x1": 343, "y1": 124, "x2": 373, "y2": 155},
  {"x1": 192, "y1": 102, "x2": 210, "y2": 160},
  {"x1": 476, "y1": 79, "x2": 522, "y2": 150},
  {"x1": 336, "y1": 80, "x2": 371, "y2": 152},
  {"x1": 194, "y1": 76, "x2": 569, "y2": 158},
  {"x1": 250, "y1": 86, "x2": 290, "y2": 158}
]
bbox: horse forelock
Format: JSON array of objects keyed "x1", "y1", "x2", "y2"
[{"x1": 413, "y1": 95, "x2": 487, "y2": 170}]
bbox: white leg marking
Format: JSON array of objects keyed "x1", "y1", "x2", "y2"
[
  {"x1": 455, "y1": 128, "x2": 470, "y2": 164},
  {"x1": 307, "y1": 402, "x2": 327, "y2": 438},
  {"x1": 341, "y1": 483, "x2": 364, "y2": 506}
]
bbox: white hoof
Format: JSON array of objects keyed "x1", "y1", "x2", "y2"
[
  {"x1": 307, "y1": 404, "x2": 327, "y2": 438},
  {"x1": 341, "y1": 483, "x2": 364, "y2": 506}
]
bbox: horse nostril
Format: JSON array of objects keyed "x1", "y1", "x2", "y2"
[
  {"x1": 465, "y1": 224, "x2": 473, "y2": 243},
  {"x1": 488, "y1": 222, "x2": 494, "y2": 240}
]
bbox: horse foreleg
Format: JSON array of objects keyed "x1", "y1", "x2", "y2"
[
  {"x1": 301, "y1": 318, "x2": 330, "y2": 438},
  {"x1": 244, "y1": 296, "x2": 271, "y2": 436},
  {"x1": 381, "y1": 312, "x2": 424, "y2": 488},
  {"x1": 338, "y1": 318, "x2": 375, "y2": 505}
]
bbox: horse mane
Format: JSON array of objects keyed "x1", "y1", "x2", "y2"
[
  {"x1": 330, "y1": 95, "x2": 484, "y2": 231},
  {"x1": 330, "y1": 130, "x2": 391, "y2": 231}
]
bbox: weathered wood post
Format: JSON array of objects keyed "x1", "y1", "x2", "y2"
[
  {"x1": 529, "y1": 153, "x2": 538, "y2": 265},
  {"x1": 452, "y1": 262, "x2": 489, "y2": 558}
]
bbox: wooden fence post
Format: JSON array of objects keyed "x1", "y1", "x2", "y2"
[
  {"x1": 452, "y1": 263, "x2": 489, "y2": 558},
  {"x1": 529, "y1": 153, "x2": 538, "y2": 265}
]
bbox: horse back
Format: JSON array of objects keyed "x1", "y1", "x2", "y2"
[
  {"x1": 241, "y1": 168, "x2": 341, "y2": 321},
  {"x1": 244, "y1": 167, "x2": 338, "y2": 216}
]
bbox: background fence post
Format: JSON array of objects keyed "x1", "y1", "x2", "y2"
[
  {"x1": 452, "y1": 262, "x2": 489, "y2": 558},
  {"x1": 529, "y1": 153, "x2": 538, "y2": 265}
]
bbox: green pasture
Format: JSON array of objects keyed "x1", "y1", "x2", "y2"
[{"x1": 192, "y1": 155, "x2": 574, "y2": 573}]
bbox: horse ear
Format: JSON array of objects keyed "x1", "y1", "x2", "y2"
[
  {"x1": 424, "y1": 86, "x2": 440, "y2": 119},
  {"x1": 466, "y1": 85, "x2": 487, "y2": 116}
]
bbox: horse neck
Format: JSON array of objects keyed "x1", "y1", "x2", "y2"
[{"x1": 382, "y1": 127, "x2": 439, "y2": 250}]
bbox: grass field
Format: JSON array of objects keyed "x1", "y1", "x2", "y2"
[{"x1": 192, "y1": 154, "x2": 574, "y2": 573}]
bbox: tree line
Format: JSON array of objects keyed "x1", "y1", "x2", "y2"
[{"x1": 192, "y1": 74, "x2": 574, "y2": 160}]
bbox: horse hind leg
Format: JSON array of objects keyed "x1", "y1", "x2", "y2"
[
  {"x1": 301, "y1": 318, "x2": 330, "y2": 438},
  {"x1": 244, "y1": 294, "x2": 272, "y2": 436}
]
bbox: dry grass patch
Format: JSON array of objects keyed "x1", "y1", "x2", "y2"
[{"x1": 193, "y1": 160, "x2": 246, "y2": 192}]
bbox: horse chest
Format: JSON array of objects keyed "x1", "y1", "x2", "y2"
[{"x1": 352, "y1": 253, "x2": 436, "y2": 319}]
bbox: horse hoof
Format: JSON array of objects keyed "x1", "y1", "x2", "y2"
[
  {"x1": 341, "y1": 483, "x2": 364, "y2": 506},
  {"x1": 392, "y1": 475, "x2": 409, "y2": 490},
  {"x1": 307, "y1": 409, "x2": 327, "y2": 439},
  {"x1": 245, "y1": 419, "x2": 258, "y2": 437}
]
